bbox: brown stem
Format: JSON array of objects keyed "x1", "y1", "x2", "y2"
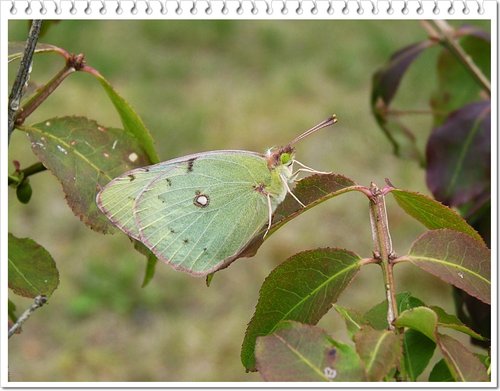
[
  {"x1": 368, "y1": 182, "x2": 398, "y2": 331},
  {"x1": 15, "y1": 52, "x2": 87, "y2": 126},
  {"x1": 15, "y1": 65, "x2": 75, "y2": 126},
  {"x1": 8, "y1": 20, "x2": 43, "y2": 144}
]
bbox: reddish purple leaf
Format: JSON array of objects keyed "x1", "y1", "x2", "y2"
[
  {"x1": 426, "y1": 101, "x2": 490, "y2": 208},
  {"x1": 354, "y1": 326, "x2": 402, "y2": 381},
  {"x1": 256, "y1": 321, "x2": 366, "y2": 382},
  {"x1": 437, "y1": 333, "x2": 489, "y2": 381},
  {"x1": 23, "y1": 116, "x2": 151, "y2": 233},
  {"x1": 408, "y1": 229, "x2": 490, "y2": 304},
  {"x1": 237, "y1": 173, "x2": 356, "y2": 261}
]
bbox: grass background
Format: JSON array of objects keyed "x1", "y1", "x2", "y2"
[{"x1": 8, "y1": 19, "x2": 489, "y2": 382}]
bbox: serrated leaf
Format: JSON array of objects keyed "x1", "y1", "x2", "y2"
[
  {"x1": 8, "y1": 233, "x2": 59, "y2": 298},
  {"x1": 408, "y1": 229, "x2": 490, "y2": 304},
  {"x1": 364, "y1": 292, "x2": 425, "y2": 330},
  {"x1": 241, "y1": 248, "x2": 362, "y2": 371},
  {"x1": 426, "y1": 101, "x2": 490, "y2": 210},
  {"x1": 371, "y1": 40, "x2": 434, "y2": 162},
  {"x1": 437, "y1": 333, "x2": 489, "y2": 381},
  {"x1": 402, "y1": 329, "x2": 436, "y2": 381},
  {"x1": 391, "y1": 189, "x2": 484, "y2": 245},
  {"x1": 238, "y1": 174, "x2": 357, "y2": 260},
  {"x1": 334, "y1": 305, "x2": 365, "y2": 339},
  {"x1": 256, "y1": 321, "x2": 364, "y2": 381},
  {"x1": 22, "y1": 116, "x2": 151, "y2": 233},
  {"x1": 429, "y1": 359, "x2": 454, "y2": 381},
  {"x1": 431, "y1": 30, "x2": 490, "y2": 126},
  {"x1": 94, "y1": 74, "x2": 159, "y2": 164},
  {"x1": 429, "y1": 305, "x2": 487, "y2": 341},
  {"x1": 354, "y1": 326, "x2": 402, "y2": 381},
  {"x1": 395, "y1": 307, "x2": 438, "y2": 342}
]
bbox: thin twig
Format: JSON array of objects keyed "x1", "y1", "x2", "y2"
[
  {"x1": 8, "y1": 20, "x2": 43, "y2": 144},
  {"x1": 8, "y1": 295, "x2": 47, "y2": 338}
]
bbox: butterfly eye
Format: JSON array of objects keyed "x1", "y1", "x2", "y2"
[{"x1": 280, "y1": 152, "x2": 292, "y2": 165}]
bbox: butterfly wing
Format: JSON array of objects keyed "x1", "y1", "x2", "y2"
[
  {"x1": 133, "y1": 152, "x2": 276, "y2": 276},
  {"x1": 97, "y1": 151, "x2": 280, "y2": 276},
  {"x1": 97, "y1": 163, "x2": 170, "y2": 239}
]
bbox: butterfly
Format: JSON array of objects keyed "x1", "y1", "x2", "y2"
[{"x1": 96, "y1": 115, "x2": 337, "y2": 276}]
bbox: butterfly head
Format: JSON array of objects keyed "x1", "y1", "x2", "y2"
[{"x1": 265, "y1": 145, "x2": 296, "y2": 170}]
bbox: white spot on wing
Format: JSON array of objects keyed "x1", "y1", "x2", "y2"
[{"x1": 197, "y1": 195, "x2": 208, "y2": 206}]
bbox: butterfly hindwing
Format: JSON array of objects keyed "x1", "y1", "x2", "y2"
[
  {"x1": 133, "y1": 153, "x2": 274, "y2": 275},
  {"x1": 96, "y1": 164, "x2": 171, "y2": 239}
]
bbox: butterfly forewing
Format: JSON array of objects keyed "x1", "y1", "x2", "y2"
[{"x1": 133, "y1": 153, "x2": 275, "y2": 275}]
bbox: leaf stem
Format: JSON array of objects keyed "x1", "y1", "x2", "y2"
[
  {"x1": 431, "y1": 20, "x2": 491, "y2": 95},
  {"x1": 368, "y1": 182, "x2": 398, "y2": 330},
  {"x1": 8, "y1": 20, "x2": 43, "y2": 144},
  {"x1": 8, "y1": 162, "x2": 47, "y2": 186},
  {"x1": 8, "y1": 295, "x2": 47, "y2": 338}
]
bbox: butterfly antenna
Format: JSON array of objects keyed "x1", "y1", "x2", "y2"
[{"x1": 289, "y1": 114, "x2": 338, "y2": 146}]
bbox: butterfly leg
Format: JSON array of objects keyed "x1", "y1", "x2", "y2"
[
  {"x1": 280, "y1": 173, "x2": 305, "y2": 208},
  {"x1": 263, "y1": 193, "x2": 273, "y2": 239},
  {"x1": 293, "y1": 159, "x2": 331, "y2": 176}
]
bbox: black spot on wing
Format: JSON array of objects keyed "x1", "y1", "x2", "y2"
[
  {"x1": 128, "y1": 174, "x2": 135, "y2": 181},
  {"x1": 187, "y1": 157, "x2": 196, "y2": 172}
]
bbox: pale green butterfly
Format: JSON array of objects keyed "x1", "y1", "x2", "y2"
[{"x1": 97, "y1": 115, "x2": 337, "y2": 276}]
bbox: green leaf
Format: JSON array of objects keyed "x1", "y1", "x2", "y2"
[
  {"x1": 8, "y1": 233, "x2": 59, "y2": 298},
  {"x1": 95, "y1": 75, "x2": 159, "y2": 164},
  {"x1": 334, "y1": 305, "x2": 365, "y2": 339},
  {"x1": 394, "y1": 306, "x2": 438, "y2": 342},
  {"x1": 238, "y1": 174, "x2": 357, "y2": 259},
  {"x1": 437, "y1": 333, "x2": 489, "y2": 381},
  {"x1": 429, "y1": 359, "x2": 454, "y2": 382},
  {"x1": 354, "y1": 326, "x2": 402, "y2": 381},
  {"x1": 364, "y1": 292, "x2": 425, "y2": 330},
  {"x1": 408, "y1": 229, "x2": 490, "y2": 304},
  {"x1": 255, "y1": 321, "x2": 365, "y2": 381},
  {"x1": 241, "y1": 248, "x2": 362, "y2": 371},
  {"x1": 8, "y1": 300, "x2": 18, "y2": 322},
  {"x1": 391, "y1": 189, "x2": 484, "y2": 245},
  {"x1": 141, "y1": 253, "x2": 157, "y2": 288},
  {"x1": 22, "y1": 116, "x2": 152, "y2": 233},
  {"x1": 429, "y1": 305, "x2": 487, "y2": 341},
  {"x1": 402, "y1": 329, "x2": 436, "y2": 381},
  {"x1": 431, "y1": 31, "x2": 490, "y2": 126}
]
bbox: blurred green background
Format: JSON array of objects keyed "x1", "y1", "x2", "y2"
[{"x1": 8, "y1": 19, "x2": 488, "y2": 382}]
